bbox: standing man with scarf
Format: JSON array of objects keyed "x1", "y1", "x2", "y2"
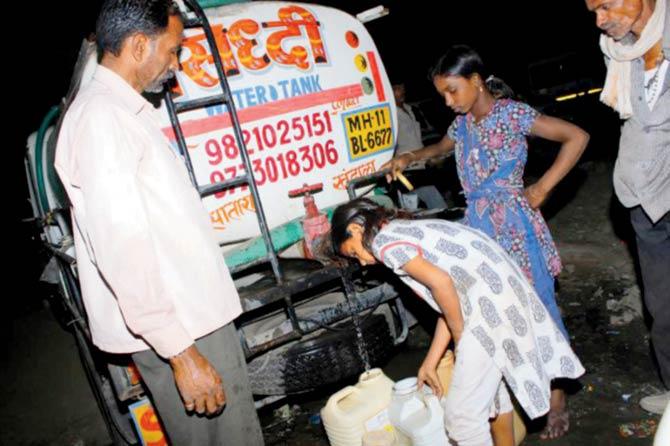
[{"x1": 585, "y1": 0, "x2": 669, "y2": 415}]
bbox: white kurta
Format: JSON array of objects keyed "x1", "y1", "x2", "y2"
[{"x1": 372, "y1": 219, "x2": 585, "y2": 419}]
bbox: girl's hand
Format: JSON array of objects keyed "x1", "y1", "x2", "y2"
[
  {"x1": 417, "y1": 360, "x2": 443, "y2": 398},
  {"x1": 524, "y1": 182, "x2": 549, "y2": 210},
  {"x1": 380, "y1": 153, "x2": 413, "y2": 182}
]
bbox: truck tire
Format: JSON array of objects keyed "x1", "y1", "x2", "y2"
[{"x1": 248, "y1": 314, "x2": 394, "y2": 395}]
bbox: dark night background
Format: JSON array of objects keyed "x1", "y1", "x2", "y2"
[{"x1": 6, "y1": 1, "x2": 621, "y2": 352}]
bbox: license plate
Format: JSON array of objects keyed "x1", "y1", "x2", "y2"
[{"x1": 342, "y1": 104, "x2": 394, "y2": 161}]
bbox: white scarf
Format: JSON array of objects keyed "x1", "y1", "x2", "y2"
[{"x1": 600, "y1": 0, "x2": 666, "y2": 119}]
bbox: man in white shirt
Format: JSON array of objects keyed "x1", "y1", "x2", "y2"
[
  {"x1": 394, "y1": 82, "x2": 424, "y2": 157},
  {"x1": 54, "y1": 1, "x2": 264, "y2": 444},
  {"x1": 393, "y1": 82, "x2": 447, "y2": 210}
]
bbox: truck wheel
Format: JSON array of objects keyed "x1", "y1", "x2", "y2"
[{"x1": 248, "y1": 314, "x2": 394, "y2": 395}]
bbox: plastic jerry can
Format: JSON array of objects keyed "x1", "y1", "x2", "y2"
[
  {"x1": 321, "y1": 368, "x2": 395, "y2": 446},
  {"x1": 388, "y1": 377, "x2": 449, "y2": 446}
]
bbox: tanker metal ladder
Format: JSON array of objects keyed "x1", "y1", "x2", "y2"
[{"x1": 164, "y1": 0, "x2": 284, "y2": 285}]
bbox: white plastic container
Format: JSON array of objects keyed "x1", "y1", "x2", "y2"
[
  {"x1": 388, "y1": 377, "x2": 449, "y2": 446},
  {"x1": 362, "y1": 430, "x2": 395, "y2": 446},
  {"x1": 321, "y1": 368, "x2": 395, "y2": 446}
]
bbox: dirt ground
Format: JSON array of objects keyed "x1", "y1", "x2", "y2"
[{"x1": 1, "y1": 161, "x2": 664, "y2": 445}]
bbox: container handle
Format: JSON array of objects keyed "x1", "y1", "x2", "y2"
[{"x1": 328, "y1": 386, "x2": 359, "y2": 415}]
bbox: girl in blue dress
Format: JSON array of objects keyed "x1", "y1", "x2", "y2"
[{"x1": 384, "y1": 45, "x2": 589, "y2": 439}]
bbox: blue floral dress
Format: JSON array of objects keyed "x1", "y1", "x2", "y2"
[{"x1": 447, "y1": 99, "x2": 567, "y2": 337}]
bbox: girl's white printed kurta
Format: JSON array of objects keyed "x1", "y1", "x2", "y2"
[{"x1": 371, "y1": 219, "x2": 585, "y2": 419}]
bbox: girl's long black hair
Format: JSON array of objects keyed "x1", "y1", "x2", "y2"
[
  {"x1": 331, "y1": 198, "x2": 410, "y2": 254},
  {"x1": 430, "y1": 44, "x2": 515, "y2": 100}
]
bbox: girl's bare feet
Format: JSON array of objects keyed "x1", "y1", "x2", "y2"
[{"x1": 540, "y1": 388, "x2": 569, "y2": 440}]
